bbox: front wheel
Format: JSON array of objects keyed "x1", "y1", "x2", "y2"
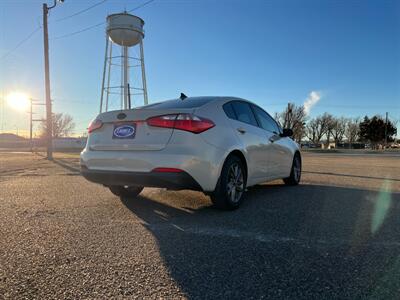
[
  {"x1": 283, "y1": 153, "x2": 301, "y2": 186},
  {"x1": 109, "y1": 186, "x2": 144, "y2": 198},
  {"x1": 211, "y1": 155, "x2": 246, "y2": 210}
]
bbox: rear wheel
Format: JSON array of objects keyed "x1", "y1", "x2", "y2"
[
  {"x1": 283, "y1": 153, "x2": 301, "y2": 186},
  {"x1": 109, "y1": 186, "x2": 144, "y2": 198},
  {"x1": 211, "y1": 155, "x2": 246, "y2": 210}
]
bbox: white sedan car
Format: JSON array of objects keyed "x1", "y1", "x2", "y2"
[{"x1": 81, "y1": 96, "x2": 301, "y2": 209}]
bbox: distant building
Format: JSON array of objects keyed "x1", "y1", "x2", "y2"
[
  {"x1": 0, "y1": 133, "x2": 26, "y2": 141},
  {"x1": 301, "y1": 141, "x2": 368, "y2": 150},
  {"x1": 0, "y1": 133, "x2": 29, "y2": 148},
  {"x1": 53, "y1": 137, "x2": 87, "y2": 150},
  {"x1": 300, "y1": 142, "x2": 322, "y2": 149},
  {"x1": 321, "y1": 142, "x2": 336, "y2": 150},
  {"x1": 336, "y1": 143, "x2": 367, "y2": 149}
]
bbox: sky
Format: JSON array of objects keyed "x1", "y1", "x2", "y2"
[{"x1": 0, "y1": 0, "x2": 399, "y2": 137}]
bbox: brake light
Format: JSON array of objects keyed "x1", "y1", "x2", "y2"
[
  {"x1": 146, "y1": 114, "x2": 215, "y2": 133},
  {"x1": 88, "y1": 119, "x2": 103, "y2": 133},
  {"x1": 146, "y1": 114, "x2": 176, "y2": 128}
]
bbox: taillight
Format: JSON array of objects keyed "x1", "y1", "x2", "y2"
[
  {"x1": 88, "y1": 119, "x2": 103, "y2": 133},
  {"x1": 146, "y1": 114, "x2": 215, "y2": 134},
  {"x1": 146, "y1": 114, "x2": 176, "y2": 128}
]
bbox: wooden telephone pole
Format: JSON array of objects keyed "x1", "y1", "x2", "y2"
[{"x1": 42, "y1": 0, "x2": 63, "y2": 160}]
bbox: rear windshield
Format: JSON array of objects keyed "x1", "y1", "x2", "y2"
[{"x1": 139, "y1": 98, "x2": 213, "y2": 109}]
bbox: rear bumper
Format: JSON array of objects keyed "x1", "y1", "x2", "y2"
[
  {"x1": 80, "y1": 136, "x2": 228, "y2": 191},
  {"x1": 81, "y1": 166, "x2": 203, "y2": 191}
]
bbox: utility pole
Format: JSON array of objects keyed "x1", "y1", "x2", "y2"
[
  {"x1": 29, "y1": 98, "x2": 46, "y2": 152},
  {"x1": 384, "y1": 112, "x2": 388, "y2": 150},
  {"x1": 43, "y1": 2, "x2": 52, "y2": 160},
  {"x1": 30, "y1": 99, "x2": 33, "y2": 151},
  {"x1": 42, "y1": 0, "x2": 63, "y2": 160}
]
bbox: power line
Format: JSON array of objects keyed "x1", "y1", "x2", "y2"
[
  {"x1": 1, "y1": 0, "x2": 109, "y2": 58},
  {"x1": 0, "y1": 0, "x2": 155, "y2": 58},
  {"x1": 0, "y1": 26, "x2": 42, "y2": 60},
  {"x1": 51, "y1": 0, "x2": 156, "y2": 40},
  {"x1": 53, "y1": 0, "x2": 108, "y2": 23},
  {"x1": 127, "y1": 0, "x2": 156, "y2": 13},
  {"x1": 51, "y1": 21, "x2": 104, "y2": 40}
]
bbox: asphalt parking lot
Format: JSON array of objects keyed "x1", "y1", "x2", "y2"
[{"x1": 1, "y1": 151, "x2": 399, "y2": 299}]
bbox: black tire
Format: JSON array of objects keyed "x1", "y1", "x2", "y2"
[
  {"x1": 211, "y1": 155, "x2": 247, "y2": 210},
  {"x1": 283, "y1": 152, "x2": 301, "y2": 186},
  {"x1": 109, "y1": 186, "x2": 144, "y2": 198}
]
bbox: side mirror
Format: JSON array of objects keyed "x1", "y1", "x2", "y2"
[{"x1": 280, "y1": 128, "x2": 293, "y2": 137}]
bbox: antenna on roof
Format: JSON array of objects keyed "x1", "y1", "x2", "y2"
[{"x1": 180, "y1": 93, "x2": 188, "y2": 100}]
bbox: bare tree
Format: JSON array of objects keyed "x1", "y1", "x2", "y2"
[
  {"x1": 40, "y1": 113, "x2": 75, "y2": 138},
  {"x1": 275, "y1": 103, "x2": 307, "y2": 143},
  {"x1": 344, "y1": 118, "x2": 360, "y2": 147},
  {"x1": 324, "y1": 113, "x2": 335, "y2": 147},
  {"x1": 305, "y1": 113, "x2": 332, "y2": 144},
  {"x1": 330, "y1": 117, "x2": 346, "y2": 147},
  {"x1": 305, "y1": 118, "x2": 318, "y2": 143}
]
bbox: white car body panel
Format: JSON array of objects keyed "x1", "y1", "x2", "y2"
[{"x1": 80, "y1": 96, "x2": 300, "y2": 192}]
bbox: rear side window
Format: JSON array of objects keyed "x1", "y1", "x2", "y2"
[
  {"x1": 223, "y1": 103, "x2": 237, "y2": 119},
  {"x1": 252, "y1": 105, "x2": 280, "y2": 133},
  {"x1": 230, "y1": 101, "x2": 258, "y2": 126}
]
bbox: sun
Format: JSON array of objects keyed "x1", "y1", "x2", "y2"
[{"x1": 6, "y1": 92, "x2": 30, "y2": 111}]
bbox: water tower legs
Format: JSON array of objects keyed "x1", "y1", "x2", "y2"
[
  {"x1": 105, "y1": 44, "x2": 112, "y2": 112},
  {"x1": 123, "y1": 46, "x2": 129, "y2": 110},
  {"x1": 99, "y1": 36, "x2": 109, "y2": 113},
  {"x1": 140, "y1": 40, "x2": 148, "y2": 105},
  {"x1": 100, "y1": 32, "x2": 148, "y2": 111},
  {"x1": 120, "y1": 53, "x2": 123, "y2": 109},
  {"x1": 101, "y1": 13, "x2": 147, "y2": 112}
]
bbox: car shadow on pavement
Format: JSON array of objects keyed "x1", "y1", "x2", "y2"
[
  {"x1": 120, "y1": 183, "x2": 400, "y2": 299},
  {"x1": 51, "y1": 158, "x2": 80, "y2": 175},
  {"x1": 303, "y1": 170, "x2": 400, "y2": 182}
]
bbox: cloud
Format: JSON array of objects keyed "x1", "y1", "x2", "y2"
[{"x1": 303, "y1": 91, "x2": 321, "y2": 116}]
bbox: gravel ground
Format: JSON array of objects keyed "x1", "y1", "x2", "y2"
[{"x1": 0, "y1": 151, "x2": 399, "y2": 299}]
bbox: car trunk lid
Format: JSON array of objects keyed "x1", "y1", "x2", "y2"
[{"x1": 88, "y1": 108, "x2": 194, "y2": 151}]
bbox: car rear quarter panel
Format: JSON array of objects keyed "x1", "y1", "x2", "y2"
[
  {"x1": 194, "y1": 100, "x2": 250, "y2": 185},
  {"x1": 195, "y1": 100, "x2": 243, "y2": 152}
]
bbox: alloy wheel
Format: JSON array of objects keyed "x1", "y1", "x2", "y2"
[
  {"x1": 293, "y1": 156, "x2": 301, "y2": 182},
  {"x1": 226, "y1": 163, "x2": 244, "y2": 203}
]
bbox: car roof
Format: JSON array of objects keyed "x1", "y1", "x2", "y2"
[{"x1": 138, "y1": 96, "x2": 249, "y2": 110}]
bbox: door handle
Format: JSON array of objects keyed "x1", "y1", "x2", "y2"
[
  {"x1": 269, "y1": 134, "x2": 280, "y2": 143},
  {"x1": 237, "y1": 128, "x2": 246, "y2": 134}
]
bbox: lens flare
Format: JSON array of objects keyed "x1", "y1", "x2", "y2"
[
  {"x1": 371, "y1": 179, "x2": 392, "y2": 234},
  {"x1": 6, "y1": 92, "x2": 30, "y2": 112}
]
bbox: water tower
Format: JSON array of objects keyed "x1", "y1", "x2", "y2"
[{"x1": 99, "y1": 13, "x2": 148, "y2": 113}]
